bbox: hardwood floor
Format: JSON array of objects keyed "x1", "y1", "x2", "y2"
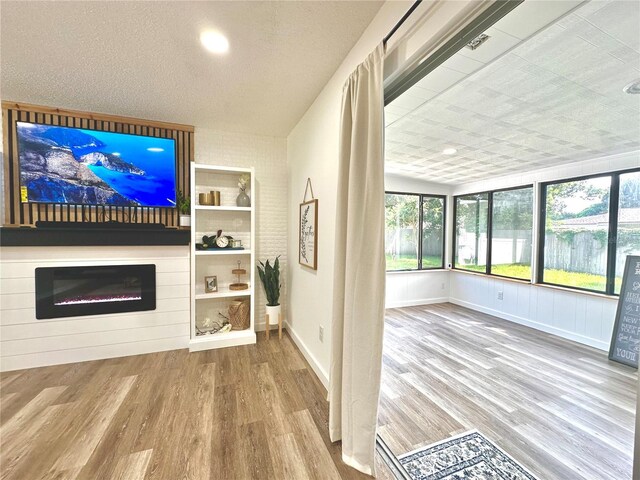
[
  {"x1": 378, "y1": 302, "x2": 637, "y2": 480},
  {"x1": 0, "y1": 332, "x2": 393, "y2": 480}
]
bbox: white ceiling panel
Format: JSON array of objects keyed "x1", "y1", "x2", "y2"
[{"x1": 385, "y1": 0, "x2": 640, "y2": 184}]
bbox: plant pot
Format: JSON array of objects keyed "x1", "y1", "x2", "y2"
[
  {"x1": 236, "y1": 191, "x2": 251, "y2": 207},
  {"x1": 265, "y1": 304, "x2": 281, "y2": 326},
  {"x1": 179, "y1": 214, "x2": 191, "y2": 227}
]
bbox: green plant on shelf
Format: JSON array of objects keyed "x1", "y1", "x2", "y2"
[{"x1": 177, "y1": 190, "x2": 190, "y2": 215}]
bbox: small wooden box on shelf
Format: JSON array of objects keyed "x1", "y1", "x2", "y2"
[{"x1": 189, "y1": 164, "x2": 256, "y2": 351}]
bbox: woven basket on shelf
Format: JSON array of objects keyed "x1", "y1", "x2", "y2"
[{"x1": 228, "y1": 299, "x2": 250, "y2": 330}]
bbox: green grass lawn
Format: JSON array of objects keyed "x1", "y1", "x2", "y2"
[
  {"x1": 388, "y1": 256, "x2": 622, "y2": 292},
  {"x1": 386, "y1": 255, "x2": 441, "y2": 271},
  {"x1": 454, "y1": 262, "x2": 622, "y2": 291}
]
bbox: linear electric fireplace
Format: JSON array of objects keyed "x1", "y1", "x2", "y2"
[{"x1": 35, "y1": 264, "x2": 156, "y2": 319}]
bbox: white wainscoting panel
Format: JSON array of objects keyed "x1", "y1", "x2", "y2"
[
  {"x1": 385, "y1": 270, "x2": 450, "y2": 308},
  {"x1": 449, "y1": 271, "x2": 618, "y2": 351},
  {"x1": 0, "y1": 245, "x2": 190, "y2": 371}
]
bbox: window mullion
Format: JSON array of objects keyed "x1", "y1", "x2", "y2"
[
  {"x1": 606, "y1": 175, "x2": 620, "y2": 295},
  {"x1": 487, "y1": 192, "x2": 493, "y2": 275},
  {"x1": 418, "y1": 195, "x2": 424, "y2": 270},
  {"x1": 537, "y1": 184, "x2": 547, "y2": 284}
]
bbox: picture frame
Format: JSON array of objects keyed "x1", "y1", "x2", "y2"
[
  {"x1": 204, "y1": 275, "x2": 218, "y2": 293},
  {"x1": 299, "y1": 199, "x2": 318, "y2": 269}
]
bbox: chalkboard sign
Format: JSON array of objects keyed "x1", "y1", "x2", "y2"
[{"x1": 609, "y1": 255, "x2": 640, "y2": 368}]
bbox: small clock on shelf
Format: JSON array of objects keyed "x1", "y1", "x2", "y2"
[{"x1": 196, "y1": 230, "x2": 244, "y2": 250}]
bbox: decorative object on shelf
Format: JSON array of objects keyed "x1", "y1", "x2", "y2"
[
  {"x1": 199, "y1": 230, "x2": 242, "y2": 250},
  {"x1": 257, "y1": 256, "x2": 282, "y2": 339},
  {"x1": 236, "y1": 173, "x2": 251, "y2": 207},
  {"x1": 299, "y1": 178, "x2": 318, "y2": 269},
  {"x1": 210, "y1": 190, "x2": 221, "y2": 206},
  {"x1": 230, "y1": 261, "x2": 249, "y2": 290},
  {"x1": 199, "y1": 192, "x2": 213, "y2": 205},
  {"x1": 196, "y1": 316, "x2": 229, "y2": 335},
  {"x1": 230, "y1": 239, "x2": 242, "y2": 248},
  {"x1": 204, "y1": 275, "x2": 218, "y2": 293},
  {"x1": 177, "y1": 190, "x2": 191, "y2": 227},
  {"x1": 228, "y1": 299, "x2": 250, "y2": 330}
]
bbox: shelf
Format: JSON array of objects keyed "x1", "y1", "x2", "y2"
[
  {"x1": 195, "y1": 288, "x2": 251, "y2": 300},
  {"x1": 195, "y1": 249, "x2": 251, "y2": 256},
  {"x1": 193, "y1": 164, "x2": 252, "y2": 174},
  {"x1": 195, "y1": 206, "x2": 251, "y2": 212},
  {"x1": 189, "y1": 329, "x2": 256, "y2": 352},
  {"x1": 0, "y1": 226, "x2": 190, "y2": 247},
  {"x1": 191, "y1": 163, "x2": 255, "y2": 352}
]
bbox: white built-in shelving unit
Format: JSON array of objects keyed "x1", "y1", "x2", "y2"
[{"x1": 189, "y1": 164, "x2": 256, "y2": 352}]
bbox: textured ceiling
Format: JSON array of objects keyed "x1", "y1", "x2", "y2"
[
  {"x1": 385, "y1": 0, "x2": 640, "y2": 184},
  {"x1": 0, "y1": 1, "x2": 383, "y2": 137}
]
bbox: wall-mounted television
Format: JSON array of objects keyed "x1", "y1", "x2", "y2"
[{"x1": 17, "y1": 122, "x2": 177, "y2": 208}]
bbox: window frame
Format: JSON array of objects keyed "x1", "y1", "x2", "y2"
[
  {"x1": 385, "y1": 191, "x2": 447, "y2": 272},
  {"x1": 452, "y1": 184, "x2": 534, "y2": 281},
  {"x1": 537, "y1": 168, "x2": 640, "y2": 296}
]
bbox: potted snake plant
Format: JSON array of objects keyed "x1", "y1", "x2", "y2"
[{"x1": 257, "y1": 256, "x2": 281, "y2": 327}]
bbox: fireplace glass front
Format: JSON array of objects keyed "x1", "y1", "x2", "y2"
[{"x1": 36, "y1": 264, "x2": 156, "y2": 319}]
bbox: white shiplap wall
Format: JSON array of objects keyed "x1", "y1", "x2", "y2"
[
  {"x1": 448, "y1": 151, "x2": 640, "y2": 350},
  {"x1": 0, "y1": 245, "x2": 190, "y2": 371},
  {"x1": 194, "y1": 129, "x2": 288, "y2": 329}
]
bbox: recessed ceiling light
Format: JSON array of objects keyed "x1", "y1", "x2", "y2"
[
  {"x1": 442, "y1": 148, "x2": 457, "y2": 155},
  {"x1": 200, "y1": 30, "x2": 229, "y2": 54},
  {"x1": 623, "y1": 79, "x2": 640, "y2": 94}
]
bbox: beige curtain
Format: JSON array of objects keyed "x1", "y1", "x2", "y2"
[{"x1": 329, "y1": 43, "x2": 386, "y2": 476}]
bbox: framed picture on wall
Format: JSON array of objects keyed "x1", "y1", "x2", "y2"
[{"x1": 299, "y1": 199, "x2": 318, "y2": 269}]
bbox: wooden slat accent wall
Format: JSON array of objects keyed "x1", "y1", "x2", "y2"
[{"x1": 1, "y1": 101, "x2": 194, "y2": 227}]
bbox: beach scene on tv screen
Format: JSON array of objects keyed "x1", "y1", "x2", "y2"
[{"x1": 17, "y1": 122, "x2": 177, "y2": 207}]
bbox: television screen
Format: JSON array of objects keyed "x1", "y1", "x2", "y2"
[{"x1": 17, "y1": 122, "x2": 177, "y2": 207}]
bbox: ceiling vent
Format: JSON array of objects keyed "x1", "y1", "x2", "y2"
[{"x1": 465, "y1": 33, "x2": 490, "y2": 51}]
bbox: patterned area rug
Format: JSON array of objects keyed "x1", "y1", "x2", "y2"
[{"x1": 398, "y1": 431, "x2": 537, "y2": 480}]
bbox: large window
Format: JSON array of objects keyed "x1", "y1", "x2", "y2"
[
  {"x1": 454, "y1": 194, "x2": 488, "y2": 273},
  {"x1": 616, "y1": 171, "x2": 640, "y2": 293},
  {"x1": 540, "y1": 169, "x2": 640, "y2": 295},
  {"x1": 491, "y1": 188, "x2": 534, "y2": 280},
  {"x1": 422, "y1": 196, "x2": 445, "y2": 268},
  {"x1": 454, "y1": 186, "x2": 533, "y2": 279},
  {"x1": 385, "y1": 192, "x2": 445, "y2": 271},
  {"x1": 451, "y1": 169, "x2": 639, "y2": 295}
]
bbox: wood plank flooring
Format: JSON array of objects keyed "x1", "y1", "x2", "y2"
[
  {"x1": 0, "y1": 332, "x2": 393, "y2": 480},
  {"x1": 378, "y1": 303, "x2": 637, "y2": 480}
]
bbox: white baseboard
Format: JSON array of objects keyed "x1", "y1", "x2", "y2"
[
  {"x1": 285, "y1": 321, "x2": 329, "y2": 391},
  {"x1": 385, "y1": 296, "x2": 449, "y2": 309},
  {"x1": 449, "y1": 297, "x2": 609, "y2": 351}
]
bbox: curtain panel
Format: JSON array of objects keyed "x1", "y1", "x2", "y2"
[{"x1": 329, "y1": 42, "x2": 386, "y2": 476}]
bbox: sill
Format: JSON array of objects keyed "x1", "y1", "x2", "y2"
[
  {"x1": 536, "y1": 282, "x2": 618, "y2": 300},
  {"x1": 386, "y1": 268, "x2": 448, "y2": 275},
  {"x1": 450, "y1": 269, "x2": 619, "y2": 300},
  {"x1": 451, "y1": 268, "x2": 530, "y2": 284}
]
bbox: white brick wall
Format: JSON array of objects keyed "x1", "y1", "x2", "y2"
[{"x1": 195, "y1": 129, "x2": 288, "y2": 328}]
